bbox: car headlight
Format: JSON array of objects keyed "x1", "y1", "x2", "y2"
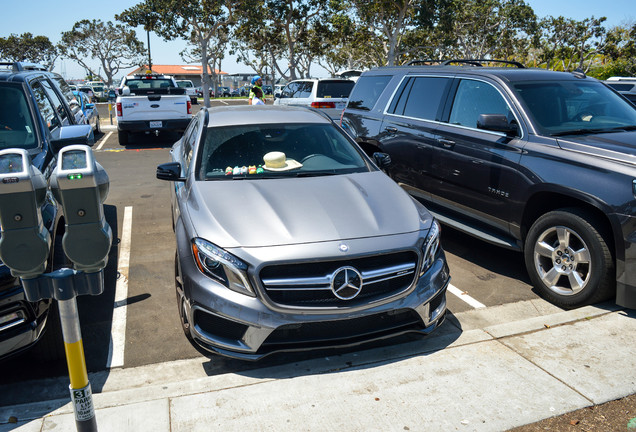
[
  {"x1": 191, "y1": 238, "x2": 254, "y2": 297},
  {"x1": 420, "y1": 220, "x2": 441, "y2": 276}
]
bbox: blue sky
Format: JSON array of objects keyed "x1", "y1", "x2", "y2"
[{"x1": 1, "y1": 0, "x2": 633, "y2": 80}]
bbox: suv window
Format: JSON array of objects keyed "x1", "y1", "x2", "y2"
[
  {"x1": 52, "y1": 76, "x2": 81, "y2": 117},
  {"x1": 316, "y1": 81, "x2": 354, "y2": 98},
  {"x1": 347, "y1": 75, "x2": 392, "y2": 111},
  {"x1": 391, "y1": 76, "x2": 451, "y2": 120},
  {"x1": 295, "y1": 82, "x2": 313, "y2": 98},
  {"x1": 282, "y1": 82, "x2": 298, "y2": 98},
  {"x1": 31, "y1": 80, "x2": 62, "y2": 131},
  {"x1": 39, "y1": 79, "x2": 70, "y2": 126},
  {"x1": 0, "y1": 83, "x2": 37, "y2": 149},
  {"x1": 449, "y1": 79, "x2": 511, "y2": 128}
]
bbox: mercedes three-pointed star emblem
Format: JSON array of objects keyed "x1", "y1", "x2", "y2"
[{"x1": 330, "y1": 266, "x2": 363, "y2": 300}]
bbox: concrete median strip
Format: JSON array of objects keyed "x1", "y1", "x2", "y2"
[{"x1": 1, "y1": 302, "x2": 633, "y2": 431}]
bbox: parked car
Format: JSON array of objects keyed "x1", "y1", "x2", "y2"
[
  {"x1": 77, "y1": 85, "x2": 94, "y2": 101},
  {"x1": 273, "y1": 78, "x2": 355, "y2": 119},
  {"x1": 216, "y1": 86, "x2": 231, "y2": 97},
  {"x1": 73, "y1": 90, "x2": 100, "y2": 134},
  {"x1": 176, "y1": 80, "x2": 198, "y2": 104},
  {"x1": 262, "y1": 84, "x2": 273, "y2": 95},
  {"x1": 273, "y1": 84, "x2": 284, "y2": 98},
  {"x1": 230, "y1": 88, "x2": 239, "y2": 97},
  {"x1": 86, "y1": 81, "x2": 106, "y2": 102},
  {"x1": 238, "y1": 85, "x2": 251, "y2": 96},
  {"x1": 341, "y1": 59, "x2": 636, "y2": 310},
  {"x1": 0, "y1": 61, "x2": 95, "y2": 362},
  {"x1": 604, "y1": 76, "x2": 636, "y2": 105},
  {"x1": 156, "y1": 105, "x2": 449, "y2": 360}
]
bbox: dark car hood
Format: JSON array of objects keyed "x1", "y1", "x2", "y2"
[
  {"x1": 187, "y1": 172, "x2": 428, "y2": 248},
  {"x1": 557, "y1": 131, "x2": 636, "y2": 165}
]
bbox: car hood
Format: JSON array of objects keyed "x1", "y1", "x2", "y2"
[
  {"x1": 186, "y1": 171, "x2": 429, "y2": 248},
  {"x1": 557, "y1": 131, "x2": 636, "y2": 165}
]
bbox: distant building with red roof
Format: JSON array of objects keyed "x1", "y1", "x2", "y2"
[{"x1": 129, "y1": 64, "x2": 227, "y2": 87}]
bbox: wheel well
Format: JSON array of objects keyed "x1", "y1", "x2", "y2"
[{"x1": 521, "y1": 192, "x2": 615, "y2": 258}]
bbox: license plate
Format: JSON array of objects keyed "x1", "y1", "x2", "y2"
[{"x1": 149, "y1": 121, "x2": 162, "y2": 128}]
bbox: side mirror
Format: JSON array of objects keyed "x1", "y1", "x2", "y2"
[
  {"x1": 51, "y1": 124, "x2": 95, "y2": 153},
  {"x1": 122, "y1": 86, "x2": 131, "y2": 96},
  {"x1": 85, "y1": 103, "x2": 95, "y2": 109},
  {"x1": 156, "y1": 162, "x2": 186, "y2": 182},
  {"x1": 477, "y1": 114, "x2": 518, "y2": 135},
  {"x1": 373, "y1": 152, "x2": 391, "y2": 168}
]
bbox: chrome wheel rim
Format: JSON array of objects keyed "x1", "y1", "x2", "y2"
[{"x1": 533, "y1": 225, "x2": 592, "y2": 296}]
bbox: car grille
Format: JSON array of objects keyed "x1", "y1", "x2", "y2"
[{"x1": 260, "y1": 251, "x2": 419, "y2": 308}]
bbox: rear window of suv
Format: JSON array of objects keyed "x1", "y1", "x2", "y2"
[
  {"x1": 347, "y1": 75, "x2": 392, "y2": 111},
  {"x1": 316, "y1": 81, "x2": 355, "y2": 98}
]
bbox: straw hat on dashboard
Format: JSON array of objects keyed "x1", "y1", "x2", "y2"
[{"x1": 263, "y1": 151, "x2": 302, "y2": 171}]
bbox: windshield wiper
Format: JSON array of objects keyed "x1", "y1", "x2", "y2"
[
  {"x1": 551, "y1": 128, "x2": 622, "y2": 137},
  {"x1": 293, "y1": 171, "x2": 339, "y2": 177}
]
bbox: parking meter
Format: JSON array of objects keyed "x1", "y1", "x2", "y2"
[
  {"x1": 0, "y1": 148, "x2": 51, "y2": 279},
  {"x1": 49, "y1": 145, "x2": 112, "y2": 273}
]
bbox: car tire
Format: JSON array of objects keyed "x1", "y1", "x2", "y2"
[
  {"x1": 95, "y1": 116, "x2": 101, "y2": 134},
  {"x1": 175, "y1": 252, "x2": 193, "y2": 340},
  {"x1": 118, "y1": 130, "x2": 129, "y2": 146},
  {"x1": 524, "y1": 208, "x2": 615, "y2": 309}
]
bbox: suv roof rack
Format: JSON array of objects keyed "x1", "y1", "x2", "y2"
[
  {"x1": 0, "y1": 61, "x2": 48, "y2": 72},
  {"x1": 441, "y1": 59, "x2": 526, "y2": 68},
  {"x1": 406, "y1": 60, "x2": 445, "y2": 66}
]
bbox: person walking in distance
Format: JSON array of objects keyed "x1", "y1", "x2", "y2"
[{"x1": 249, "y1": 75, "x2": 264, "y2": 105}]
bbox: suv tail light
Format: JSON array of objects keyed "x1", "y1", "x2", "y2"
[
  {"x1": 311, "y1": 101, "x2": 336, "y2": 109},
  {"x1": 116, "y1": 102, "x2": 122, "y2": 117},
  {"x1": 187, "y1": 100, "x2": 192, "y2": 114}
]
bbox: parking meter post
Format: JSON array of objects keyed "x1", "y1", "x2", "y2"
[
  {"x1": 108, "y1": 103, "x2": 113, "y2": 125},
  {"x1": 59, "y1": 297, "x2": 97, "y2": 432}
]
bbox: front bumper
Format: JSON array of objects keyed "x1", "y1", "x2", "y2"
[
  {"x1": 179, "y1": 243, "x2": 450, "y2": 360},
  {"x1": 0, "y1": 279, "x2": 50, "y2": 361},
  {"x1": 117, "y1": 119, "x2": 191, "y2": 133},
  {"x1": 616, "y1": 213, "x2": 636, "y2": 309}
]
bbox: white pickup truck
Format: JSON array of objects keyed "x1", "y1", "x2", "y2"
[{"x1": 116, "y1": 73, "x2": 192, "y2": 146}]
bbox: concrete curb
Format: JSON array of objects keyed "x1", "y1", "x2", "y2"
[{"x1": 2, "y1": 300, "x2": 632, "y2": 431}]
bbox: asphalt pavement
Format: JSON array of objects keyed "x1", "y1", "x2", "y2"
[{"x1": 1, "y1": 300, "x2": 634, "y2": 432}]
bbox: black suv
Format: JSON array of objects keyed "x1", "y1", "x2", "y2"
[
  {"x1": 341, "y1": 60, "x2": 636, "y2": 309},
  {"x1": 0, "y1": 62, "x2": 94, "y2": 361}
]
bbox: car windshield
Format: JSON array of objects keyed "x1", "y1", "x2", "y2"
[
  {"x1": 177, "y1": 82, "x2": 193, "y2": 88},
  {"x1": 198, "y1": 123, "x2": 370, "y2": 180},
  {"x1": 0, "y1": 84, "x2": 37, "y2": 149},
  {"x1": 92, "y1": 85, "x2": 104, "y2": 92},
  {"x1": 513, "y1": 80, "x2": 636, "y2": 136}
]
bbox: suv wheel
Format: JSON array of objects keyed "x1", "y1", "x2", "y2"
[{"x1": 524, "y1": 208, "x2": 614, "y2": 309}]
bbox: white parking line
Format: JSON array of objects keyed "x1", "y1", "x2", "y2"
[
  {"x1": 96, "y1": 131, "x2": 112, "y2": 151},
  {"x1": 107, "y1": 205, "x2": 133, "y2": 368},
  {"x1": 448, "y1": 284, "x2": 486, "y2": 309}
]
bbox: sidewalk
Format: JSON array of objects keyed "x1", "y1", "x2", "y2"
[{"x1": 1, "y1": 301, "x2": 634, "y2": 431}]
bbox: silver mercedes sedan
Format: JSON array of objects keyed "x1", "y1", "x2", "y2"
[{"x1": 156, "y1": 105, "x2": 450, "y2": 360}]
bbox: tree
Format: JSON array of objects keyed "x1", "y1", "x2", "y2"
[
  {"x1": 538, "y1": 15, "x2": 607, "y2": 72},
  {"x1": 180, "y1": 26, "x2": 230, "y2": 95},
  {"x1": 59, "y1": 20, "x2": 146, "y2": 86},
  {"x1": 232, "y1": 0, "x2": 331, "y2": 81},
  {"x1": 117, "y1": 0, "x2": 237, "y2": 107},
  {"x1": 445, "y1": 0, "x2": 537, "y2": 60},
  {"x1": 0, "y1": 33, "x2": 58, "y2": 70},
  {"x1": 592, "y1": 23, "x2": 636, "y2": 78},
  {"x1": 350, "y1": 0, "x2": 418, "y2": 66}
]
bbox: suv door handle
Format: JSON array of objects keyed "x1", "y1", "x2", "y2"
[
  {"x1": 437, "y1": 138, "x2": 455, "y2": 148},
  {"x1": 384, "y1": 126, "x2": 397, "y2": 133}
]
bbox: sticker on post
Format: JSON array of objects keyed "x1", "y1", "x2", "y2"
[
  {"x1": 70, "y1": 383, "x2": 95, "y2": 422},
  {"x1": 149, "y1": 121, "x2": 162, "y2": 128}
]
